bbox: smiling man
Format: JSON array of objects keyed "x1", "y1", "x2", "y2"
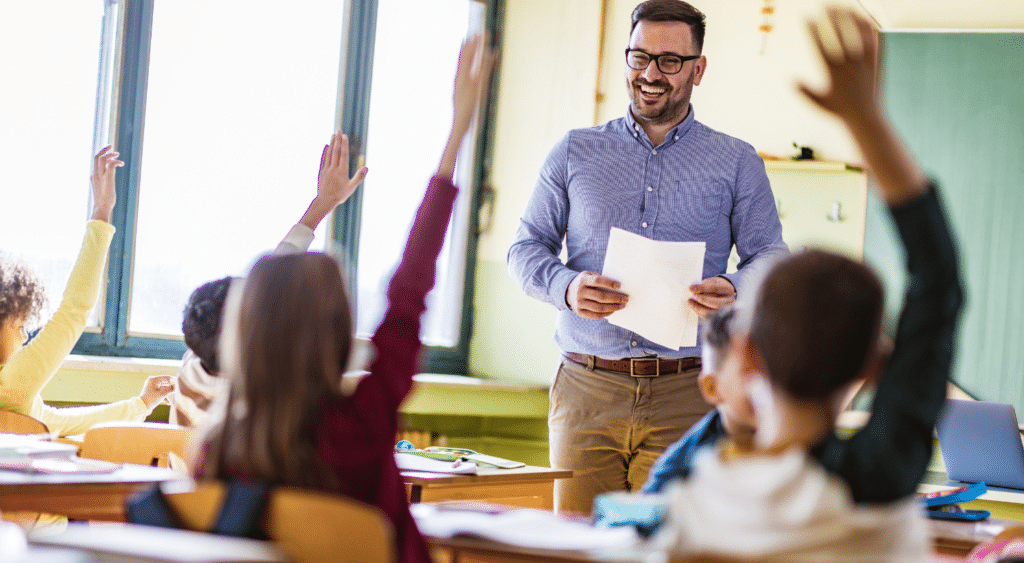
[{"x1": 508, "y1": 0, "x2": 788, "y2": 514}]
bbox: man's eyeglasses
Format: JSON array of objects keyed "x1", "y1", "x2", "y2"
[{"x1": 625, "y1": 49, "x2": 699, "y2": 75}]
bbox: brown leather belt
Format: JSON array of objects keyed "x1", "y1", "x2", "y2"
[{"x1": 563, "y1": 352, "x2": 701, "y2": 377}]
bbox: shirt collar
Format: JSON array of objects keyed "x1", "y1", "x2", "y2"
[{"x1": 624, "y1": 103, "x2": 697, "y2": 145}]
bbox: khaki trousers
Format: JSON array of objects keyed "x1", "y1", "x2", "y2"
[{"x1": 548, "y1": 357, "x2": 710, "y2": 515}]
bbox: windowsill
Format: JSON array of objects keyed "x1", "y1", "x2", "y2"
[
  {"x1": 48, "y1": 360, "x2": 551, "y2": 419},
  {"x1": 62, "y1": 354, "x2": 180, "y2": 373}
]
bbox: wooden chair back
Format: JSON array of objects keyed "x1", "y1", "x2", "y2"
[
  {"x1": 80, "y1": 422, "x2": 191, "y2": 470},
  {"x1": 0, "y1": 410, "x2": 49, "y2": 434},
  {"x1": 162, "y1": 481, "x2": 395, "y2": 563}
]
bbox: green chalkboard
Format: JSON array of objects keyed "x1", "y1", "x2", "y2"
[{"x1": 865, "y1": 31, "x2": 1024, "y2": 411}]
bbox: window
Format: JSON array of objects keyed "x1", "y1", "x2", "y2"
[
  {"x1": 2, "y1": 0, "x2": 500, "y2": 373},
  {"x1": 0, "y1": 0, "x2": 117, "y2": 329}
]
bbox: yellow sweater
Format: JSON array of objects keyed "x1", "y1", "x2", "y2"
[{"x1": 0, "y1": 220, "x2": 147, "y2": 436}]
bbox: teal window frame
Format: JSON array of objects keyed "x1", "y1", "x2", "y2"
[{"x1": 73, "y1": 0, "x2": 504, "y2": 375}]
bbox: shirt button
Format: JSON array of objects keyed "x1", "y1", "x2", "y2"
[
  {"x1": 652, "y1": 149, "x2": 657, "y2": 155},
  {"x1": 634, "y1": 124, "x2": 639, "y2": 131},
  {"x1": 633, "y1": 132, "x2": 638, "y2": 138},
  {"x1": 631, "y1": 340, "x2": 638, "y2": 346},
  {"x1": 647, "y1": 186, "x2": 653, "y2": 192},
  {"x1": 642, "y1": 222, "x2": 648, "y2": 228},
  {"x1": 674, "y1": 135, "x2": 679, "y2": 141}
]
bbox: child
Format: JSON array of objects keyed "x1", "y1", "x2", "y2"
[
  {"x1": 652, "y1": 7, "x2": 963, "y2": 561},
  {"x1": 170, "y1": 132, "x2": 368, "y2": 428},
  {"x1": 642, "y1": 308, "x2": 755, "y2": 492},
  {"x1": 194, "y1": 36, "x2": 495, "y2": 563},
  {"x1": 0, "y1": 148, "x2": 175, "y2": 436}
]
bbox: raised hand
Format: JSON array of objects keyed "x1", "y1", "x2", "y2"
[
  {"x1": 799, "y1": 7, "x2": 928, "y2": 207},
  {"x1": 438, "y1": 33, "x2": 497, "y2": 180},
  {"x1": 566, "y1": 271, "x2": 628, "y2": 320},
  {"x1": 688, "y1": 276, "x2": 736, "y2": 319},
  {"x1": 299, "y1": 132, "x2": 369, "y2": 230},
  {"x1": 91, "y1": 146, "x2": 123, "y2": 223},
  {"x1": 798, "y1": 7, "x2": 880, "y2": 125}
]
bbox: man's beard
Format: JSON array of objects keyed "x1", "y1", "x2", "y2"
[{"x1": 628, "y1": 74, "x2": 693, "y2": 126}]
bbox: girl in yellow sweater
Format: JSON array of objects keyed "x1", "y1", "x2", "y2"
[{"x1": 0, "y1": 147, "x2": 174, "y2": 436}]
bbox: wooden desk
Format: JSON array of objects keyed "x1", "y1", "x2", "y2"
[
  {"x1": 0, "y1": 463, "x2": 186, "y2": 521},
  {"x1": 422, "y1": 502, "x2": 1009, "y2": 563},
  {"x1": 403, "y1": 465, "x2": 572, "y2": 509}
]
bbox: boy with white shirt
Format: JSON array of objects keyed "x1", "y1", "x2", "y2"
[{"x1": 653, "y1": 8, "x2": 963, "y2": 561}]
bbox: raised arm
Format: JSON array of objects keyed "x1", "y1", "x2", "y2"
[
  {"x1": 0, "y1": 149, "x2": 121, "y2": 415},
  {"x1": 803, "y1": 8, "x2": 963, "y2": 502},
  {"x1": 276, "y1": 133, "x2": 370, "y2": 254},
  {"x1": 355, "y1": 35, "x2": 495, "y2": 416}
]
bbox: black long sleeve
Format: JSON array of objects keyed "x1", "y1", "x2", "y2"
[{"x1": 812, "y1": 185, "x2": 964, "y2": 503}]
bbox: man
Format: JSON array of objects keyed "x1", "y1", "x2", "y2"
[{"x1": 507, "y1": 0, "x2": 787, "y2": 514}]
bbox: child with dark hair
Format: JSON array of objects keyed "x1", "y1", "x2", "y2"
[
  {"x1": 170, "y1": 132, "x2": 369, "y2": 428},
  {"x1": 643, "y1": 308, "x2": 754, "y2": 492},
  {"x1": 652, "y1": 7, "x2": 963, "y2": 561},
  {"x1": 1, "y1": 148, "x2": 175, "y2": 436}
]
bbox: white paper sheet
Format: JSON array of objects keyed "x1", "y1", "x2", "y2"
[
  {"x1": 410, "y1": 504, "x2": 641, "y2": 550},
  {"x1": 602, "y1": 228, "x2": 705, "y2": 349},
  {"x1": 395, "y1": 452, "x2": 478, "y2": 474}
]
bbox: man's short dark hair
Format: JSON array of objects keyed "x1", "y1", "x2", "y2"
[
  {"x1": 631, "y1": 0, "x2": 707, "y2": 53},
  {"x1": 749, "y1": 250, "x2": 884, "y2": 402},
  {"x1": 182, "y1": 276, "x2": 236, "y2": 374}
]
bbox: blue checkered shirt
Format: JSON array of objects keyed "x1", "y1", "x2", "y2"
[{"x1": 508, "y1": 105, "x2": 788, "y2": 360}]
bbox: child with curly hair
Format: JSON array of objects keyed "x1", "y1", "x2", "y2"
[{"x1": 1, "y1": 148, "x2": 174, "y2": 436}]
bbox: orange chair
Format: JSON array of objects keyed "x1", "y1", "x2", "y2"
[
  {"x1": 0, "y1": 410, "x2": 49, "y2": 434},
  {"x1": 80, "y1": 422, "x2": 192, "y2": 470},
  {"x1": 160, "y1": 481, "x2": 395, "y2": 563}
]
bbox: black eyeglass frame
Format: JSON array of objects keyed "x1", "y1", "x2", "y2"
[{"x1": 624, "y1": 48, "x2": 700, "y2": 75}]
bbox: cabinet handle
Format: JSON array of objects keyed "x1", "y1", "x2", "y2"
[{"x1": 826, "y1": 201, "x2": 846, "y2": 223}]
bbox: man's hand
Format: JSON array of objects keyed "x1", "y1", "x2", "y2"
[
  {"x1": 566, "y1": 271, "x2": 628, "y2": 319},
  {"x1": 689, "y1": 276, "x2": 736, "y2": 319}
]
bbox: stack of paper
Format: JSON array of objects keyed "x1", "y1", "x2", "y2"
[
  {"x1": 0, "y1": 433, "x2": 119, "y2": 474},
  {"x1": 411, "y1": 504, "x2": 641, "y2": 550},
  {"x1": 602, "y1": 228, "x2": 706, "y2": 349}
]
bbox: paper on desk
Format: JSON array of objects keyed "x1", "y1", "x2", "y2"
[
  {"x1": 395, "y1": 452, "x2": 478, "y2": 474},
  {"x1": 602, "y1": 227, "x2": 705, "y2": 349},
  {"x1": 411, "y1": 504, "x2": 641, "y2": 550}
]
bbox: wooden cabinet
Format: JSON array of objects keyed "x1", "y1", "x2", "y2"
[{"x1": 766, "y1": 160, "x2": 868, "y2": 259}]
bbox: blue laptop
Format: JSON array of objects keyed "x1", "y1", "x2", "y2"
[{"x1": 936, "y1": 399, "x2": 1024, "y2": 490}]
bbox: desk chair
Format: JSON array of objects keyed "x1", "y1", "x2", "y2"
[
  {"x1": 161, "y1": 481, "x2": 395, "y2": 563},
  {"x1": 80, "y1": 422, "x2": 191, "y2": 471},
  {"x1": 0, "y1": 411, "x2": 49, "y2": 434}
]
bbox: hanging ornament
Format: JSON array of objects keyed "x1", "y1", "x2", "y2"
[{"x1": 759, "y1": 0, "x2": 775, "y2": 55}]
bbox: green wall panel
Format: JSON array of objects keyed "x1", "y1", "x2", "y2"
[{"x1": 866, "y1": 31, "x2": 1024, "y2": 410}]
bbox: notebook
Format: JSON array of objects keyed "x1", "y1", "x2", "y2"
[{"x1": 936, "y1": 399, "x2": 1024, "y2": 490}]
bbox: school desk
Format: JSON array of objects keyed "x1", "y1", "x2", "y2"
[
  {"x1": 919, "y1": 470, "x2": 1024, "y2": 521},
  {"x1": 0, "y1": 463, "x2": 185, "y2": 521},
  {"x1": 403, "y1": 465, "x2": 572, "y2": 509},
  {"x1": 421, "y1": 501, "x2": 1009, "y2": 563}
]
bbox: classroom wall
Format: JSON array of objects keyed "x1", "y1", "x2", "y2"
[{"x1": 467, "y1": 0, "x2": 1024, "y2": 383}]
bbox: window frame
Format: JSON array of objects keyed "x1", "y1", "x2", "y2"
[{"x1": 73, "y1": 0, "x2": 504, "y2": 375}]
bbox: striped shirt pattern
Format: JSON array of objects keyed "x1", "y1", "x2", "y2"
[{"x1": 508, "y1": 105, "x2": 788, "y2": 360}]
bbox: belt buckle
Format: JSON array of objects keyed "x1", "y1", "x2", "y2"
[{"x1": 630, "y1": 357, "x2": 659, "y2": 378}]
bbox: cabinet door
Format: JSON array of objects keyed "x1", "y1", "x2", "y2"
[{"x1": 769, "y1": 168, "x2": 867, "y2": 259}]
